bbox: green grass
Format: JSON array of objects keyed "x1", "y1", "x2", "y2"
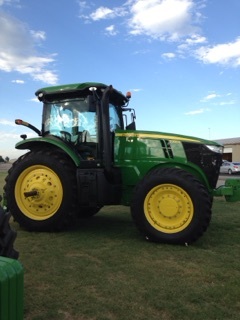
[{"x1": 1, "y1": 171, "x2": 240, "y2": 319}]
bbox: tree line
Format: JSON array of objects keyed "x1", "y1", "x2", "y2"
[{"x1": 0, "y1": 156, "x2": 9, "y2": 163}]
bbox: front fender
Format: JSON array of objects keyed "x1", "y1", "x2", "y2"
[
  {"x1": 117, "y1": 161, "x2": 212, "y2": 206},
  {"x1": 159, "y1": 162, "x2": 212, "y2": 191},
  {"x1": 15, "y1": 137, "x2": 81, "y2": 166},
  {"x1": 119, "y1": 159, "x2": 211, "y2": 190}
]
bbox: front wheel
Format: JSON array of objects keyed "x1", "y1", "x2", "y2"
[
  {"x1": 4, "y1": 149, "x2": 77, "y2": 231},
  {"x1": 131, "y1": 168, "x2": 212, "y2": 244}
]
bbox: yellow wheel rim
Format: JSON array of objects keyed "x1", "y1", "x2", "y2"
[
  {"x1": 144, "y1": 183, "x2": 194, "y2": 234},
  {"x1": 15, "y1": 165, "x2": 63, "y2": 221}
]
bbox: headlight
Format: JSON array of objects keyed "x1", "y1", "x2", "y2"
[{"x1": 205, "y1": 145, "x2": 223, "y2": 153}]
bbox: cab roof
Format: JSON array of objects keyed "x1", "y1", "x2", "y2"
[
  {"x1": 36, "y1": 82, "x2": 107, "y2": 96},
  {"x1": 35, "y1": 82, "x2": 128, "y2": 106}
]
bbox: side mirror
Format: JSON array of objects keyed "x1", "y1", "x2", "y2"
[{"x1": 126, "y1": 121, "x2": 136, "y2": 130}]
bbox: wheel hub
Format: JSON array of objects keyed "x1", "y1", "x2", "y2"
[
  {"x1": 15, "y1": 165, "x2": 63, "y2": 220},
  {"x1": 159, "y1": 197, "x2": 179, "y2": 217},
  {"x1": 144, "y1": 184, "x2": 194, "y2": 233}
]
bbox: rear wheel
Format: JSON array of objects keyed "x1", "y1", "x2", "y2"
[
  {"x1": 4, "y1": 149, "x2": 77, "y2": 231},
  {"x1": 228, "y1": 169, "x2": 232, "y2": 175},
  {"x1": 131, "y1": 167, "x2": 212, "y2": 244}
]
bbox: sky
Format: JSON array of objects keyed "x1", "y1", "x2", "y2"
[{"x1": 0, "y1": 0, "x2": 240, "y2": 159}]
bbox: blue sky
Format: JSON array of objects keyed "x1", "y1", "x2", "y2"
[{"x1": 0, "y1": 0, "x2": 240, "y2": 159}]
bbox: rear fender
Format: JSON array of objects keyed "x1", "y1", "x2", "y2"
[{"x1": 15, "y1": 137, "x2": 81, "y2": 166}]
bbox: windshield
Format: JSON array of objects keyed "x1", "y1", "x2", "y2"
[{"x1": 42, "y1": 98, "x2": 98, "y2": 143}]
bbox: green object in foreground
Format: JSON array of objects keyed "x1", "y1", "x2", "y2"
[
  {"x1": 0, "y1": 256, "x2": 24, "y2": 320},
  {"x1": 213, "y1": 179, "x2": 240, "y2": 201}
]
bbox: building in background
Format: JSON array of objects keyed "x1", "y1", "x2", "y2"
[{"x1": 215, "y1": 137, "x2": 240, "y2": 162}]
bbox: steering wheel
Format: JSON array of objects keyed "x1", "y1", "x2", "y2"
[{"x1": 60, "y1": 131, "x2": 71, "y2": 141}]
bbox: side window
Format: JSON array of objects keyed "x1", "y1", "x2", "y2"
[
  {"x1": 109, "y1": 104, "x2": 121, "y2": 132},
  {"x1": 79, "y1": 112, "x2": 98, "y2": 142}
]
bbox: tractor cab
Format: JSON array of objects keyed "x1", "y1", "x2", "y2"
[
  {"x1": 16, "y1": 83, "x2": 135, "y2": 163},
  {"x1": 41, "y1": 96, "x2": 101, "y2": 160},
  {"x1": 36, "y1": 83, "x2": 134, "y2": 162}
]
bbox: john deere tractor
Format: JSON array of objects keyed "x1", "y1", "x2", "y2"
[{"x1": 4, "y1": 82, "x2": 240, "y2": 244}]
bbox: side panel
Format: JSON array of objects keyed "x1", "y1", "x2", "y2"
[
  {"x1": 76, "y1": 168, "x2": 122, "y2": 206},
  {"x1": 114, "y1": 132, "x2": 211, "y2": 205}
]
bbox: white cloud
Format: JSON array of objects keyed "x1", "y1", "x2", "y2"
[
  {"x1": 130, "y1": 88, "x2": 142, "y2": 92},
  {"x1": 162, "y1": 52, "x2": 176, "y2": 59},
  {"x1": 90, "y1": 7, "x2": 114, "y2": 20},
  {"x1": 185, "y1": 34, "x2": 207, "y2": 46},
  {"x1": 0, "y1": 0, "x2": 15, "y2": 6},
  {"x1": 201, "y1": 93, "x2": 219, "y2": 102},
  {"x1": 77, "y1": 0, "x2": 240, "y2": 70},
  {"x1": 105, "y1": 25, "x2": 118, "y2": 36},
  {"x1": 205, "y1": 93, "x2": 218, "y2": 100},
  {"x1": 200, "y1": 92, "x2": 236, "y2": 106},
  {"x1": 0, "y1": 119, "x2": 15, "y2": 126},
  {"x1": 218, "y1": 100, "x2": 236, "y2": 106},
  {"x1": 185, "y1": 108, "x2": 210, "y2": 115},
  {"x1": 195, "y1": 37, "x2": 240, "y2": 67},
  {"x1": 178, "y1": 34, "x2": 207, "y2": 53},
  {"x1": 0, "y1": 132, "x2": 20, "y2": 139},
  {"x1": 185, "y1": 34, "x2": 206, "y2": 45},
  {"x1": 30, "y1": 30, "x2": 46, "y2": 41},
  {"x1": 89, "y1": 5, "x2": 127, "y2": 21},
  {"x1": 0, "y1": 11, "x2": 58, "y2": 84},
  {"x1": 11, "y1": 79, "x2": 25, "y2": 84},
  {"x1": 128, "y1": 0, "x2": 199, "y2": 41},
  {"x1": 133, "y1": 49, "x2": 150, "y2": 55},
  {"x1": 32, "y1": 69, "x2": 58, "y2": 85},
  {"x1": 79, "y1": 1, "x2": 205, "y2": 46},
  {"x1": 29, "y1": 97, "x2": 39, "y2": 103},
  {"x1": 77, "y1": 1, "x2": 88, "y2": 11}
]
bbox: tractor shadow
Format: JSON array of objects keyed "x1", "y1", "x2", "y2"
[{"x1": 68, "y1": 205, "x2": 140, "y2": 241}]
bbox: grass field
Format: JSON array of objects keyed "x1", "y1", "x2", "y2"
[{"x1": 1, "y1": 169, "x2": 240, "y2": 320}]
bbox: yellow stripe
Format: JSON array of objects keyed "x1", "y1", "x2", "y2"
[{"x1": 115, "y1": 132, "x2": 201, "y2": 143}]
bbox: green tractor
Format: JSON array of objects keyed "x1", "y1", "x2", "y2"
[{"x1": 4, "y1": 82, "x2": 240, "y2": 244}]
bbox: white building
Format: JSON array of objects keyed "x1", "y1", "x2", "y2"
[{"x1": 215, "y1": 137, "x2": 240, "y2": 162}]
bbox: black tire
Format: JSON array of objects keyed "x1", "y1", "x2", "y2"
[
  {"x1": 4, "y1": 149, "x2": 77, "y2": 231},
  {"x1": 131, "y1": 167, "x2": 212, "y2": 244},
  {"x1": 0, "y1": 204, "x2": 19, "y2": 259},
  {"x1": 228, "y1": 169, "x2": 232, "y2": 175}
]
